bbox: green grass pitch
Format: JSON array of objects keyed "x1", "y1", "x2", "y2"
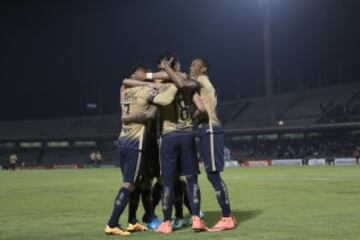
[{"x1": 1, "y1": 166, "x2": 359, "y2": 240}]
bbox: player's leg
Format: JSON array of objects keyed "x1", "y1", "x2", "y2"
[
  {"x1": 156, "y1": 134, "x2": 178, "y2": 234},
  {"x1": 126, "y1": 177, "x2": 148, "y2": 232},
  {"x1": 172, "y1": 176, "x2": 186, "y2": 229},
  {"x1": 174, "y1": 177, "x2": 185, "y2": 219},
  {"x1": 105, "y1": 148, "x2": 141, "y2": 235},
  {"x1": 140, "y1": 177, "x2": 157, "y2": 223},
  {"x1": 179, "y1": 132, "x2": 207, "y2": 232},
  {"x1": 200, "y1": 126, "x2": 236, "y2": 231},
  {"x1": 141, "y1": 139, "x2": 161, "y2": 229},
  {"x1": 152, "y1": 178, "x2": 162, "y2": 211},
  {"x1": 142, "y1": 178, "x2": 163, "y2": 230},
  {"x1": 128, "y1": 185, "x2": 141, "y2": 224}
]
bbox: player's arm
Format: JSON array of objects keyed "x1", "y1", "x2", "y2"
[
  {"x1": 149, "y1": 84, "x2": 177, "y2": 106},
  {"x1": 158, "y1": 57, "x2": 199, "y2": 92},
  {"x1": 121, "y1": 105, "x2": 157, "y2": 124},
  {"x1": 193, "y1": 92, "x2": 206, "y2": 113},
  {"x1": 122, "y1": 79, "x2": 156, "y2": 88},
  {"x1": 145, "y1": 71, "x2": 169, "y2": 80},
  {"x1": 192, "y1": 93, "x2": 208, "y2": 120},
  {"x1": 164, "y1": 65, "x2": 198, "y2": 92}
]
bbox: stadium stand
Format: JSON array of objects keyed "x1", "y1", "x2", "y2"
[
  {"x1": 220, "y1": 82, "x2": 360, "y2": 128},
  {"x1": 1, "y1": 82, "x2": 359, "y2": 166},
  {"x1": 226, "y1": 134, "x2": 360, "y2": 161}
]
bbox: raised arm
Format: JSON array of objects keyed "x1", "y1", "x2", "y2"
[
  {"x1": 192, "y1": 92, "x2": 208, "y2": 120},
  {"x1": 121, "y1": 105, "x2": 157, "y2": 124},
  {"x1": 158, "y1": 58, "x2": 199, "y2": 92},
  {"x1": 146, "y1": 71, "x2": 169, "y2": 80},
  {"x1": 122, "y1": 79, "x2": 155, "y2": 88}
]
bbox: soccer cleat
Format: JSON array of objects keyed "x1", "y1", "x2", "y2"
[
  {"x1": 192, "y1": 216, "x2": 208, "y2": 232},
  {"x1": 172, "y1": 218, "x2": 186, "y2": 230},
  {"x1": 104, "y1": 225, "x2": 131, "y2": 236},
  {"x1": 184, "y1": 215, "x2": 193, "y2": 226},
  {"x1": 127, "y1": 222, "x2": 148, "y2": 232},
  {"x1": 208, "y1": 216, "x2": 237, "y2": 232},
  {"x1": 155, "y1": 220, "x2": 172, "y2": 234},
  {"x1": 147, "y1": 217, "x2": 161, "y2": 230}
]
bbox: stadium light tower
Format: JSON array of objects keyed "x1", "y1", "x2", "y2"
[{"x1": 258, "y1": 0, "x2": 273, "y2": 96}]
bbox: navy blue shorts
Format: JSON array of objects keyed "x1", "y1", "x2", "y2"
[
  {"x1": 199, "y1": 124, "x2": 225, "y2": 173},
  {"x1": 160, "y1": 131, "x2": 199, "y2": 178},
  {"x1": 119, "y1": 147, "x2": 143, "y2": 183}
]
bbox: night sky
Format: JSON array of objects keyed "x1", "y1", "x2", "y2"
[{"x1": 1, "y1": 0, "x2": 360, "y2": 120}]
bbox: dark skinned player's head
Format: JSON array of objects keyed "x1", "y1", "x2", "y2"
[{"x1": 190, "y1": 57, "x2": 209, "y2": 77}]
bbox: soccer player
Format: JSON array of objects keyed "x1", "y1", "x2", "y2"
[
  {"x1": 126, "y1": 117, "x2": 162, "y2": 231},
  {"x1": 150, "y1": 53, "x2": 206, "y2": 233},
  {"x1": 170, "y1": 57, "x2": 236, "y2": 232},
  {"x1": 9, "y1": 153, "x2": 17, "y2": 172},
  {"x1": 123, "y1": 53, "x2": 207, "y2": 234},
  {"x1": 104, "y1": 65, "x2": 157, "y2": 236}
]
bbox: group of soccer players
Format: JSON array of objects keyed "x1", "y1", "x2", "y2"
[{"x1": 104, "y1": 52, "x2": 236, "y2": 235}]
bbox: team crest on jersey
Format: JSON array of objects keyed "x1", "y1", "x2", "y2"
[
  {"x1": 158, "y1": 84, "x2": 171, "y2": 93},
  {"x1": 122, "y1": 90, "x2": 137, "y2": 104}
]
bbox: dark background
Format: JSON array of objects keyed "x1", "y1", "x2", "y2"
[{"x1": 1, "y1": 0, "x2": 359, "y2": 120}]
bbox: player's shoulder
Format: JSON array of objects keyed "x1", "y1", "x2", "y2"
[
  {"x1": 122, "y1": 85, "x2": 144, "y2": 93},
  {"x1": 159, "y1": 82, "x2": 176, "y2": 92},
  {"x1": 197, "y1": 74, "x2": 210, "y2": 83}
]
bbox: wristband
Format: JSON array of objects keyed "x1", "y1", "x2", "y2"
[{"x1": 146, "y1": 72, "x2": 153, "y2": 80}]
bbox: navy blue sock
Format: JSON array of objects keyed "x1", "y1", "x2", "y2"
[
  {"x1": 185, "y1": 176, "x2": 201, "y2": 216},
  {"x1": 183, "y1": 186, "x2": 192, "y2": 215},
  {"x1": 162, "y1": 185, "x2": 174, "y2": 221},
  {"x1": 207, "y1": 172, "x2": 231, "y2": 217},
  {"x1": 141, "y1": 182, "x2": 155, "y2": 223},
  {"x1": 128, "y1": 186, "x2": 141, "y2": 224},
  {"x1": 174, "y1": 178, "x2": 185, "y2": 218},
  {"x1": 107, "y1": 187, "x2": 131, "y2": 228},
  {"x1": 152, "y1": 181, "x2": 162, "y2": 211}
]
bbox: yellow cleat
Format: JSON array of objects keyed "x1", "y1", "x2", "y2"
[
  {"x1": 104, "y1": 225, "x2": 131, "y2": 236},
  {"x1": 127, "y1": 222, "x2": 148, "y2": 232}
]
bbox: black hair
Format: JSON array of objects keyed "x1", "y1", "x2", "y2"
[
  {"x1": 131, "y1": 64, "x2": 151, "y2": 75},
  {"x1": 156, "y1": 52, "x2": 178, "y2": 69},
  {"x1": 195, "y1": 57, "x2": 210, "y2": 74}
]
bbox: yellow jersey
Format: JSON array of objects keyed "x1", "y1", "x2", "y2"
[
  {"x1": 119, "y1": 86, "x2": 153, "y2": 150},
  {"x1": 153, "y1": 83, "x2": 193, "y2": 134},
  {"x1": 195, "y1": 75, "x2": 221, "y2": 128}
]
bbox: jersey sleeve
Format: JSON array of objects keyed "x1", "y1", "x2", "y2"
[
  {"x1": 152, "y1": 84, "x2": 178, "y2": 106},
  {"x1": 196, "y1": 75, "x2": 209, "y2": 88}
]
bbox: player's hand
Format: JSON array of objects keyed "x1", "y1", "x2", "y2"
[
  {"x1": 159, "y1": 57, "x2": 174, "y2": 69},
  {"x1": 146, "y1": 82, "x2": 157, "y2": 88}
]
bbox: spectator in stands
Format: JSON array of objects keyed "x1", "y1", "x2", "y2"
[
  {"x1": 9, "y1": 153, "x2": 18, "y2": 172},
  {"x1": 227, "y1": 135, "x2": 360, "y2": 160},
  {"x1": 96, "y1": 150, "x2": 102, "y2": 168},
  {"x1": 318, "y1": 90, "x2": 360, "y2": 124}
]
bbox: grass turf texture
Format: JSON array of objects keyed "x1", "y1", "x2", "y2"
[{"x1": 0, "y1": 166, "x2": 359, "y2": 240}]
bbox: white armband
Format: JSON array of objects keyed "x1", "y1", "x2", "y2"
[{"x1": 146, "y1": 72, "x2": 153, "y2": 80}]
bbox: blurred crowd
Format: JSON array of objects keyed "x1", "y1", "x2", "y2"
[
  {"x1": 318, "y1": 89, "x2": 360, "y2": 123},
  {"x1": 226, "y1": 135, "x2": 360, "y2": 159}
]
